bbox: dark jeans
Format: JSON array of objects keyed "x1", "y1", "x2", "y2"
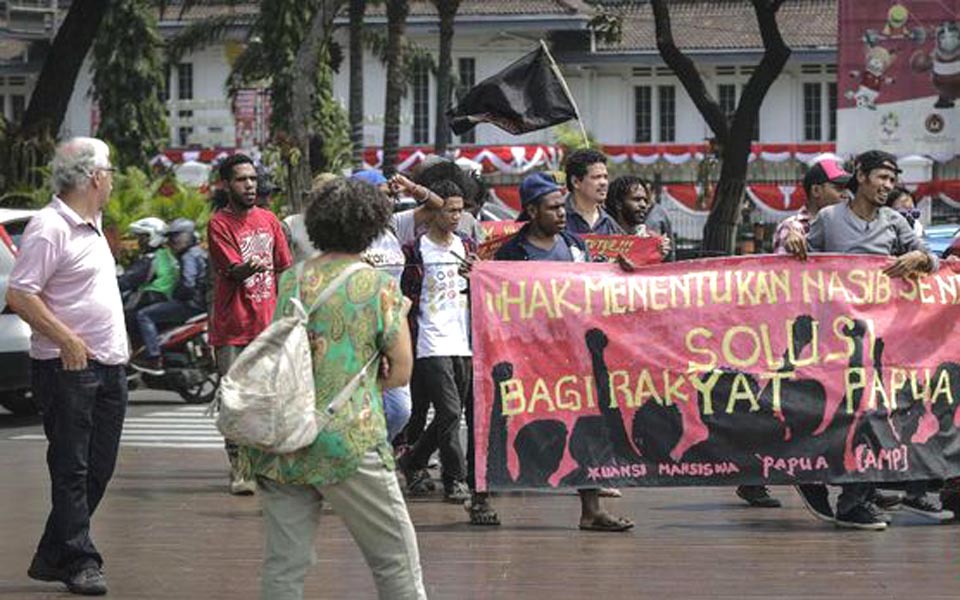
[
  {"x1": 32, "y1": 359, "x2": 127, "y2": 573},
  {"x1": 406, "y1": 356, "x2": 471, "y2": 487},
  {"x1": 837, "y1": 483, "x2": 874, "y2": 515},
  {"x1": 136, "y1": 300, "x2": 201, "y2": 358}
]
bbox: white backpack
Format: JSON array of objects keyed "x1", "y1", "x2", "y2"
[{"x1": 213, "y1": 262, "x2": 378, "y2": 454}]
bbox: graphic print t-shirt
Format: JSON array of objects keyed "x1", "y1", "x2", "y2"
[
  {"x1": 416, "y1": 235, "x2": 471, "y2": 358},
  {"x1": 208, "y1": 206, "x2": 293, "y2": 346},
  {"x1": 363, "y1": 229, "x2": 405, "y2": 282}
]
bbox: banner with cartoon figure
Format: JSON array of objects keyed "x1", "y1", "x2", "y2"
[
  {"x1": 470, "y1": 256, "x2": 960, "y2": 491},
  {"x1": 838, "y1": 1, "x2": 960, "y2": 157}
]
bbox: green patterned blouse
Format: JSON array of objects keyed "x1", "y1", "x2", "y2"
[{"x1": 240, "y1": 258, "x2": 402, "y2": 487}]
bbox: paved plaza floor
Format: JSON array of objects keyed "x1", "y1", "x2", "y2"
[{"x1": 0, "y1": 394, "x2": 957, "y2": 599}]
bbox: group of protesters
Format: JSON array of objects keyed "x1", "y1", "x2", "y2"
[{"x1": 10, "y1": 136, "x2": 960, "y2": 599}]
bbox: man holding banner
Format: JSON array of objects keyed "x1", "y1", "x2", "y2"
[
  {"x1": 493, "y1": 171, "x2": 634, "y2": 532},
  {"x1": 563, "y1": 149, "x2": 623, "y2": 237},
  {"x1": 789, "y1": 149, "x2": 947, "y2": 530}
]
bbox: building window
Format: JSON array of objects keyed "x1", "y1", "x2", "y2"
[
  {"x1": 718, "y1": 84, "x2": 737, "y2": 125},
  {"x1": 11, "y1": 94, "x2": 25, "y2": 124},
  {"x1": 803, "y1": 82, "x2": 822, "y2": 141},
  {"x1": 828, "y1": 82, "x2": 837, "y2": 141},
  {"x1": 160, "y1": 64, "x2": 171, "y2": 103},
  {"x1": 457, "y1": 57, "x2": 476, "y2": 144},
  {"x1": 658, "y1": 85, "x2": 675, "y2": 142},
  {"x1": 177, "y1": 63, "x2": 193, "y2": 101},
  {"x1": 634, "y1": 86, "x2": 651, "y2": 143},
  {"x1": 718, "y1": 84, "x2": 759, "y2": 141},
  {"x1": 411, "y1": 62, "x2": 429, "y2": 145},
  {"x1": 178, "y1": 126, "x2": 193, "y2": 147}
]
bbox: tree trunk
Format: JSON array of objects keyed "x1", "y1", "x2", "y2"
[
  {"x1": 348, "y1": 0, "x2": 366, "y2": 168},
  {"x1": 651, "y1": 0, "x2": 789, "y2": 257},
  {"x1": 19, "y1": 0, "x2": 111, "y2": 139},
  {"x1": 382, "y1": 0, "x2": 409, "y2": 176},
  {"x1": 288, "y1": 1, "x2": 341, "y2": 213},
  {"x1": 432, "y1": 1, "x2": 458, "y2": 155}
]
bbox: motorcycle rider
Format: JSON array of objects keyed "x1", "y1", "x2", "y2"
[
  {"x1": 119, "y1": 217, "x2": 179, "y2": 311},
  {"x1": 131, "y1": 218, "x2": 208, "y2": 375}
]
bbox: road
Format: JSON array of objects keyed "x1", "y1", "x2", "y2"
[{"x1": 0, "y1": 390, "x2": 958, "y2": 599}]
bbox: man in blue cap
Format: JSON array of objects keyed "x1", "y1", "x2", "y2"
[
  {"x1": 495, "y1": 171, "x2": 588, "y2": 261},
  {"x1": 489, "y1": 171, "x2": 634, "y2": 532}
]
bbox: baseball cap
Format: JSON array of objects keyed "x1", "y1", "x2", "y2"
[
  {"x1": 517, "y1": 172, "x2": 562, "y2": 221},
  {"x1": 350, "y1": 169, "x2": 388, "y2": 187},
  {"x1": 847, "y1": 150, "x2": 901, "y2": 193},
  {"x1": 802, "y1": 157, "x2": 851, "y2": 193}
]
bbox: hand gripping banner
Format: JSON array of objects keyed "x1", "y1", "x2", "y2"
[{"x1": 470, "y1": 256, "x2": 960, "y2": 491}]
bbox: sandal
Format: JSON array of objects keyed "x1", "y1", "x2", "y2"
[
  {"x1": 466, "y1": 498, "x2": 501, "y2": 526},
  {"x1": 579, "y1": 514, "x2": 634, "y2": 532}
]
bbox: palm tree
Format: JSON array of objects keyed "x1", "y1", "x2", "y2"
[
  {"x1": 348, "y1": 0, "x2": 367, "y2": 168},
  {"x1": 431, "y1": 0, "x2": 460, "y2": 155},
  {"x1": 382, "y1": 0, "x2": 409, "y2": 175}
]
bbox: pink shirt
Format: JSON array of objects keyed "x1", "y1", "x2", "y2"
[{"x1": 8, "y1": 197, "x2": 128, "y2": 365}]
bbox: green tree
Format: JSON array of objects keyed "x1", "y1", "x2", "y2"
[
  {"x1": 382, "y1": 0, "x2": 409, "y2": 175},
  {"x1": 91, "y1": 0, "x2": 168, "y2": 169},
  {"x1": 348, "y1": 0, "x2": 368, "y2": 168},
  {"x1": 431, "y1": 0, "x2": 460, "y2": 155}
]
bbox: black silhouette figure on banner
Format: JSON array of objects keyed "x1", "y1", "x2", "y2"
[
  {"x1": 487, "y1": 361, "x2": 569, "y2": 488},
  {"x1": 760, "y1": 315, "x2": 837, "y2": 461},
  {"x1": 559, "y1": 329, "x2": 643, "y2": 487}
]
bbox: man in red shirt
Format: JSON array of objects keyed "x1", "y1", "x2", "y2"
[{"x1": 208, "y1": 153, "x2": 293, "y2": 495}]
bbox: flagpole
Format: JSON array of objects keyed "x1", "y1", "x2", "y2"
[{"x1": 539, "y1": 39, "x2": 589, "y2": 146}]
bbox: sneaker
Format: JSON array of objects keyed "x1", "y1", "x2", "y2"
[
  {"x1": 941, "y1": 489, "x2": 960, "y2": 519},
  {"x1": 871, "y1": 489, "x2": 903, "y2": 511},
  {"x1": 865, "y1": 502, "x2": 893, "y2": 524},
  {"x1": 736, "y1": 485, "x2": 782, "y2": 508},
  {"x1": 405, "y1": 469, "x2": 436, "y2": 496},
  {"x1": 444, "y1": 481, "x2": 470, "y2": 503},
  {"x1": 66, "y1": 567, "x2": 107, "y2": 596},
  {"x1": 795, "y1": 484, "x2": 833, "y2": 523},
  {"x1": 27, "y1": 553, "x2": 66, "y2": 583},
  {"x1": 130, "y1": 356, "x2": 164, "y2": 376},
  {"x1": 835, "y1": 505, "x2": 888, "y2": 531},
  {"x1": 229, "y1": 467, "x2": 256, "y2": 495},
  {"x1": 901, "y1": 495, "x2": 955, "y2": 521}
]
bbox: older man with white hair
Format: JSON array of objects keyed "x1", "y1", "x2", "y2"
[{"x1": 7, "y1": 137, "x2": 127, "y2": 596}]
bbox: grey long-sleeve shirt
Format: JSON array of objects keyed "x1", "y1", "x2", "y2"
[{"x1": 807, "y1": 201, "x2": 938, "y2": 270}]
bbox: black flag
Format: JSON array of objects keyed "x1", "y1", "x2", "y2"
[{"x1": 447, "y1": 43, "x2": 579, "y2": 136}]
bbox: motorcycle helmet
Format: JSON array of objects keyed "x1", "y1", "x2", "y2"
[
  {"x1": 129, "y1": 217, "x2": 168, "y2": 249},
  {"x1": 168, "y1": 218, "x2": 198, "y2": 245}
]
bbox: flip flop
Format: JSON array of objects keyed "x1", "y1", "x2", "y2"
[
  {"x1": 579, "y1": 515, "x2": 634, "y2": 532},
  {"x1": 598, "y1": 487, "x2": 623, "y2": 498}
]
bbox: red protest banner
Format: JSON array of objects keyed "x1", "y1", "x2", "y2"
[
  {"x1": 470, "y1": 256, "x2": 960, "y2": 491},
  {"x1": 478, "y1": 232, "x2": 662, "y2": 265}
]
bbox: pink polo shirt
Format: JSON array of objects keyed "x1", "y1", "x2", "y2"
[{"x1": 8, "y1": 196, "x2": 128, "y2": 365}]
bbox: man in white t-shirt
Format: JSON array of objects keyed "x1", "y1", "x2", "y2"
[{"x1": 399, "y1": 180, "x2": 478, "y2": 503}]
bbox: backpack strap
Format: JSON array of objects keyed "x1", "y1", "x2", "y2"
[{"x1": 318, "y1": 349, "x2": 382, "y2": 425}]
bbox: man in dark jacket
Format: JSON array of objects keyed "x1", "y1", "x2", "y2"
[
  {"x1": 131, "y1": 218, "x2": 208, "y2": 375},
  {"x1": 491, "y1": 171, "x2": 634, "y2": 532}
]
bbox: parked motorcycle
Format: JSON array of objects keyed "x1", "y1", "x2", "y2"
[{"x1": 128, "y1": 313, "x2": 219, "y2": 404}]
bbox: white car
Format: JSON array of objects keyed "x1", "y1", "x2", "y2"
[{"x1": 0, "y1": 208, "x2": 38, "y2": 415}]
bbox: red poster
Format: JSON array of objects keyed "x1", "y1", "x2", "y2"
[
  {"x1": 478, "y1": 233, "x2": 663, "y2": 265},
  {"x1": 838, "y1": 1, "x2": 960, "y2": 156},
  {"x1": 470, "y1": 256, "x2": 960, "y2": 490}
]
